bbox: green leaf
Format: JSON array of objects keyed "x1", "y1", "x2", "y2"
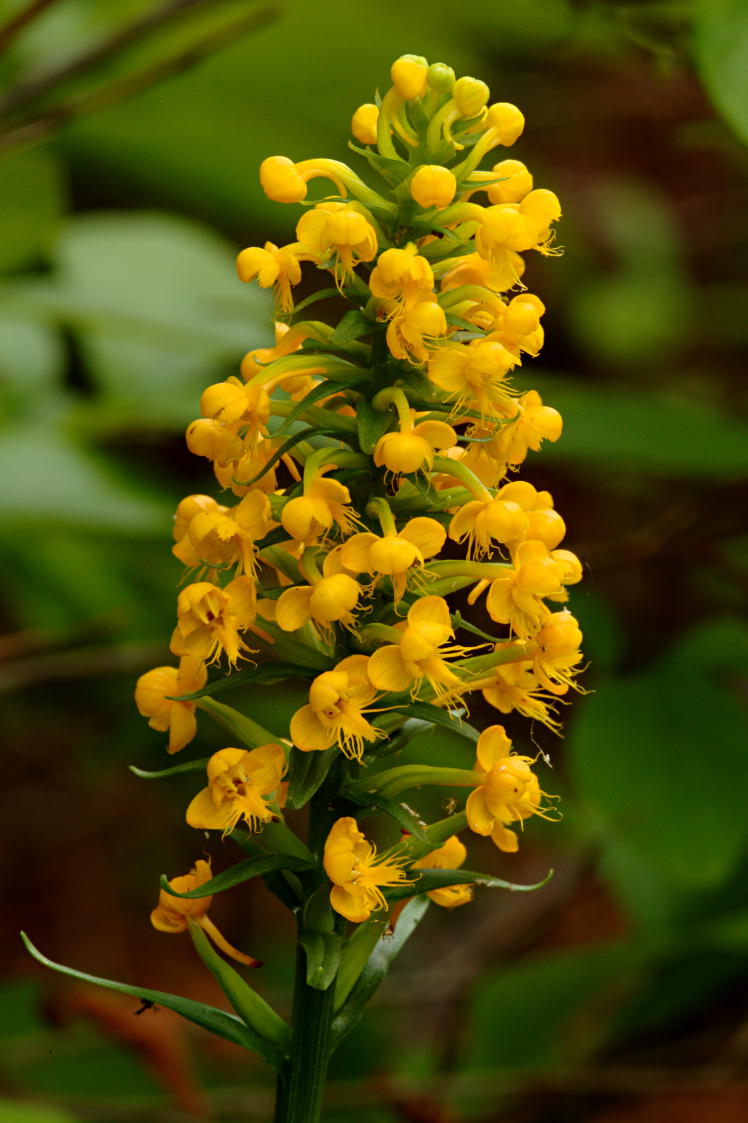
[
  {"x1": 354, "y1": 793, "x2": 432, "y2": 842},
  {"x1": 232, "y1": 426, "x2": 321, "y2": 488},
  {"x1": 331, "y1": 896, "x2": 430, "y2": 1046},
  {"x1": 331, "y1": 309, "x2": 372, "y2": 345},
  {"x1": 162, "y1": 853, "x2": 313, "y2": 899},
  {"x1": 286, "y1": 745, "x2": 339, "y2": 810},
  {"x1": 43, "y1": 213, "x2": 270, "y2": 427},
  {"x1": 21, "y1": 932, "x2": 265, "y2": 1053},
  {"x1": 569, "y1": 657, "x2": 748, "y2": 890},
  {"x1": 129, "y1": 757, "x2": 209, "y2": 779},
  {"x1": 380, "y1": 701, "x2": 480, "y2": 743},
  {"x1": 196, "y1": 696, "x2": 282, "y2": 746},
  {"x1": 188, "y1": 922, "x2": 289, "y2": 1069},
  {"x1": 695, "y1": 0, "x2": 748, "y2": 147},
  {"x1": 356, "y1": 398, "x2": 394, "y2": 453},
  {"x1": 385, "y1": 866, "x2": 554, "y2": 901},
  {"x1": 531, "y1": 374, "x2": 748, "y2": 477},
  {"x1": 0, "y1": 149, "x2": 64, "y2": 273},
  {"x1": 177, "y1": 662, "x2": 318, "y2": 700},
  {"x1": 0, "y1": 424, "x2": 168, "y2": 533},
  {"x1": 401, "y1": 811, "x2": 468, "y2": 862},
  {"x1": 274, "y1": 379, "x2": 360, "y2": 437},
  {"x1": 299, "y1": 931, "x2": 344, "y2": 991},
  {"x1": 0, "y1": 1101, "x2": 81, "y2": 1123}
]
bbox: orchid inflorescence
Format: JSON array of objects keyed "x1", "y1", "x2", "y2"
[{"x1": 29, "y1": 54, "x2": 586, "y2": 1122}]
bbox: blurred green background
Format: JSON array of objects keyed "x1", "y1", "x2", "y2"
[{"x1": 2, "y1": 1, "x2": 748, "y2": 1120}]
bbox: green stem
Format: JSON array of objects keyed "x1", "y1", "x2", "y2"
[{"x1": 273, "y1": 941, "x2": 336, "y2": 1123}]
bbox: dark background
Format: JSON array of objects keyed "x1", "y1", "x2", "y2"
[{"x1": 1, "y1": 1, "x2": 747, "y2": 1120}]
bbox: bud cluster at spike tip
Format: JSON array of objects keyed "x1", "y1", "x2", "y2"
[{"x1": 134, "y1": 53, "x2": 586, "y2": 938}]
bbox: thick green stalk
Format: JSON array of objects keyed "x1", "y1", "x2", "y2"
[{"x1": 273, "y1": 940, "x2": 336, "y2": 1123}]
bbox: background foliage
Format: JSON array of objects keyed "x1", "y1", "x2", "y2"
[{"x1": 2, "y1": 0, "x2": 747, "y2": 1120}]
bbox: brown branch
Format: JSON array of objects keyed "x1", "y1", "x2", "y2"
[
  {"x1": 0, "y1": 2, "x2": 280, "y2": 154},
  {"x1": 0, "y1": 0, "x2": 62, "y2": 54},
  {"x1": 0, "y1": 0, "x2": 269, "y2": 119}
]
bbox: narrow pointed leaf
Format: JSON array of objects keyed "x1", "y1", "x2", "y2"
[
  {"x1": 21, "y1": 932, "x2": 263, "y2": 1053},
  {"x1": 385, "y1": 866, "x2": 554, "y2": 901},
  {"x1": 188, "y1": 922, "x2": 289, "y2": 1068},
  {"x1": 331, "y1": 896, "x2": 430, "y2": 1047},
  {"x1": 401, "y1": 811, "x2": 469, "y2": 862},
  {"x1": 196, "y1": 696, "x2": 281, "y2": 746},
  {"x1": 300, "y1": 931, "x2": 344, "y2": 991},
  {"x1": 286, "y1": 745, "x2": 338, "y2": 809},
  {"x1": 162, "y1": 853, "x2": 314, "y2": 900},
  {"x1": 331, "y1": 309, "x2": 372, "y2": 345},
  {"x1": 129, "y1": 757, "x2": 209, "y2": 779},
  {"x1": 350, "y1": 791, "x2": 431, "y2": 842},
  {"x1": 175, "y1": 662, "x2": 317, "y2": 701},
  {"x1": 356, "y1": 399, "x2": 394, "y2": 453},
  {"x1": 384, "y1": 701, "x2": 480, "y2": 742},
  {"x1": 275, "y1": 379, "x2": 360, "y2": 437}
]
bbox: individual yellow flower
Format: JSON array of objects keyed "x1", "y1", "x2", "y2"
[
  {"x1": 351, "y1": 103, "x2": 379, "y2": 145},
  {"x1": 323, "y1": 817, "x2": 410, "y2": 923},
  {"x1": 488, "y1": 389, "x2": 563, "y2": 467},
  {"x1": 390, "y1": 55, "x2": 428, "y2": 100},
  {"x1": 448, "y1": 492, "x2": 529, "y2": 559},
  {"x1": 199, "y1": 378, "x2": 270, "y2": 436},
  {"x1": 186, "y1": 745, "x2": 286, "y2": 834},
  {"x1": 151, "y1": 859, "x2": 260, "y2": 966},
  {"x1": 384, "y1": 300, "x2": 447, "y2": 364},
  {"x1": 496, "y1": 481, "x2": 566, "y2": 550},
  {"x1": 532, "y1": 610, "x2": 584, "y2": 695},
  {"x1": 235, "y1": 241, "x2": 305, "y2": 315},
  {"x1": 409, "y1": 165, "x2": 457, "y2": 209},
  {"x1": 339, "y1": 516, "x2": 446, "y2": 603},
  {"x1": 429, "y1": 339, "x2": 517, "y2": 417},
  {"x1": 438, "y1": 248, "x2": 526, "y2": 297},
  {"x1": 185, "y1": 418, "x2": 245, "y2": 466},
  {"x1": 374, "y1": 410, "x2": 457, "y2": 476},
  {"x1": 212, "y1": 436, "x2": 283, "y2": 496},
  {"x1": 135, "y1": 656, "x2": 207, "y2": 754},
  {"x1": 465, "y1": 158, "x2": 533, "y2": 204},
  {"x1": 413, "y1": 835, "x2": 473, "y2": 908},
  {"x1": 367, "y1": 595, "x2": 470, "y2": 698},
  {"x1": 290, "y1": 655, "x2": 385, "y2": 760},
  {"x1": 172, "y1": 494, "x2": 227, "y2": 568},
  {"x1": 281, "y1": 464, "x2": 362, "y2": 545},
  {"x1": 176, "y1": 491, "x2": 272, "y2": 579},
  {"x1": 170, "y1": 578, "x2": 257, "y2": 665},
  {"x1": 478, "y1": 658, "x2": 559, "y2": 730},
  {"x1": 369, "y1": 244, "x2": 434, "y2": 310},
  {"x1": 482, "y1": 540, "x2": 577, "y2": 638},
  {"x1": 466, "y1": 725, "x2": 554, "y2": 852},
  {"x1": 259, "y1": 155, "x2": 347, "y2": 203},
  {"x1": 275, "y1": 552, "x2": 362, "y2": 636},
  {"x1": 296, "y1": 202, "x2": 378, "y2": 286}
]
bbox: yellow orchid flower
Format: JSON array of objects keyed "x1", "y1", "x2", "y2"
[
  {"x1": 466, "y1": 725, "x2": 556, "y2": 852},
  {"x1": 170, "y1": 578, "x2": 257, "y2": 665},
  {"x1": 339, "y1": 515, "x2": 446, "y2": 603},
  {"x1": 134, "y1": 655, "x2": 207, "y2": 754},
  {"x1": 290, "y1": 655, "x2": 385, "y2": 760},
  {"x1": 413, "y1": 835, "x2": 473, "y2": 908},
  {"x1": 324, "y1": 817, "x2": 410, "y2": 923},
  {"x1": 186, "y1": 745, "x2": 286, "y2": 835},
  {"x1": 367, "y1": 595, "x2": 472, "y2": 698},
  {"x1": 151, "y1": 859, "x2": 260, "y2": 966}
]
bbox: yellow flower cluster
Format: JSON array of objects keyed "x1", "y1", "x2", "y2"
[{"x1": 134, "y1": 54, "x2": 585, "y2": 934}]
